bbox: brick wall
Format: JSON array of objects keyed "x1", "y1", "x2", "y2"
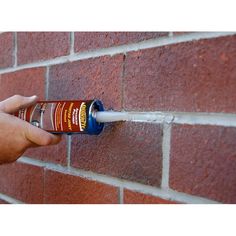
[{"x1": 0, "y1": 32, "x2": 236, "y2": 204}]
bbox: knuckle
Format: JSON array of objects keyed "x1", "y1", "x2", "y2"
[
  {"x1": 41, "y1": 135, "x2": 53, "y2": 146},
  {"x1": 13, "y1": 94, "x2": 22, "y2": 100}
]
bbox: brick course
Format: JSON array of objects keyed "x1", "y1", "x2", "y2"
[
  {"x1": 124, "y1": 189, "x2": 178, "y2": 204},
  {"x1": 71, "y1": 122, "x2": 163, "y2": 187},
  {"x1": 124, "y1": 35, "x2": 236, "y2": 113},
  {"x1": 0, "y1": 162, "x2": 44, "y2": 203},
  {"x1": 74, "y1": 32, "x2": 168, "y2": 52},
  {"x1": 0, "y1": 32, "x2": 236, "y2": 204},
  {"x1": 17, "y1": 32, "x2": 70, "y2": 64},
  {"x1": 170, "y1": 124, "x2": 236, "y2": 203},
  {"x1": 0, "y1": 33, "x2": 14, "y2": 69},
  {"x1": 44, "y1": 170, "x2": 119, "y2": 203}
]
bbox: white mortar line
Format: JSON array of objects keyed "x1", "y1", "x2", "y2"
[
  {"x1": 0, "y1": 193, "x2": 24, "y2": 204},
  {"x1": 18, "y1": 156, "x2": 219, "y2": 204},
  {"x1": 0, "y1": 32, "x2": 235, "y2": 75},
  {"x1": 119, "y1": 187, "x2": 124, "y2": 204},
  {"x1": 161, "y1": 123, "x2": 172, "y2": 189},
  {"x1": 13, "y1": 32, "x2": 17, "y2": 67},
  {"x1": 70, "y1": 32, "x2": 74, "y2": 55}
]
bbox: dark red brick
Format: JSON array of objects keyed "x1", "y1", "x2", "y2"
[
  {"x1": 74, "y1": 32, "x2": 168, "y2": 52},
  {"x1": 17, "y1": 32, "x2": 70, "y2": 64},
  {"x1": 24, "y1": 135, "x2": 67, "y2": 165},
  {"x1": 0, "y1": 67, "x2": 45, "y2": 101},
  {"x1": 124, "y1": 189, "x2": 177, "y2": 204},
  {"x1": 48, "y1": 54, "x2": 124, "y2": 110},
  {"x1": 71, "y1": 122, "x2": 163, "y2": 187},
  {"x1": 124, "y1": 35, "x2": 236, "y2": 113},
  {"x1": 170, "y1": 125, "x2": 236, "y2": 203},
  {"x1": 0, "y1": 162, "x2": 44, "y2": 203},
  {"x1": 44, "y1": 169, "x2": 119, "y2": 203},
  {"x1": 0, "y1": 199, "x2": 9, "y2": 204},
  {"x1": 0, "y1": 32, "x2": 14, "y2": 68}
]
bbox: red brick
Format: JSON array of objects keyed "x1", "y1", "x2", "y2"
[
  {"x1": 44, "y1": 169, "x2": 119, "y2": 203},
  {"x1": 0, "y1": 199, "x2": 9, "y2": 204},
  {"x1": 24, "y1": 135, "x2": 67, "y2": 165},
  {"x1": 170, "y1": 125, "x2": 236, "y2": 203},
  {"x1": 17, "y1": 32, "x2": 70, "y2": 64},
  {"x1": 74, "y1": 32, "x2": 168, "y2": 52},
  {"x1": 0, "y1": 162, "x2": 44, "y2": 203},
  {"x1": 124, "y1": 35, "x2": 236, "y2": 113},
  {"x1": 0, "y1": 33, "x2": 14, "y2": 68},
  {"x1": 0, "y1": 67, "x2": 45, "y2": 101},
  {"x1": 48, "y1": 54, "x2": 124, "y2": 110},
  {"x1": 124, "y1": 189, "x2": 177, "y2": 204},
  {"x1": 71, "y1": 122, "x2": 163, "y2": 187}
]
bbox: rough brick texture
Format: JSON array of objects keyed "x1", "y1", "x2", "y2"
[
  {"x1": 0, "y1": 162, "x2": 44, "y2": 203},
  {"x1": 124, "y1": 35, "x2": 236, "y2": 113},
  {"x1": 0, "y1": 32, "x2": 236, "y2": 204},
  {"x1": 17, "y1": 32, "x2": 70, "y2": 64},
  {"x1": 0, "y1": 32, "x2": 14, "y2": 69},
  {"x1": 48, "y1": 55, "x2": 124, "y2": 110},
  {"x1": 170, "y1": 125, "x2": 236, "y2": 203},
  {"x1": 44, "y1": 170, "x2": 119, "y2": 203},
  {"x1": 124, "y1": 189, "x2": 177, "y2": 204},
  {"x1": 71, "y1": 122, "x2": 163, "y2": 187},
  {"x1": 0, "y1": 67, "x2": 45, "y2": 101},
  {"x1": 74, "y1": 32, "x2": 168, "y2": 52},
  {"x1": 24, "y1": 135, "x2": 68, "y2": 165}
]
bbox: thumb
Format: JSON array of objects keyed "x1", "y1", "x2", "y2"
[
  {"x1": 22, "y1": 119, "x2": 62, "y2": 146},
  {"x1": 0, "y1": 95, "x2": 38, "y2": 114}
]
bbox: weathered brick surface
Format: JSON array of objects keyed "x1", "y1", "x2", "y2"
[
  {"x1": 17, "y1": 32, "x2": 70, "y2": 64},
  {"x1": 1, "y1": 32, "x2": 236, "y2": 205},
  {"x1": 0, "y1": 32, "x2": 14, "y2": 69},
  {"x1": 74, "y1": 32, "x2": 168, "y2": 52},
  {"x1": 24, "y1": 135, "x2": 67, "y2": 165},
  {"x1": 44, "y1": 170, "x2": 119, "y2": 203},
  {"x1": 124, "y1": 35, "x2": 236, "y2": 113},
  {"x1": 71, "y1": 122, "x2": 163, "y2": 187},
  {"x1": 48, "y1": 55, "x2": 124, "y2": 110},
  {"x1": 124, "y1": 189, "x2": 178, "y2": 204},
  {"x1": 170, "y1": 124, "x2": 236, "y2": 203},
  {"x1": 0, "y1": 67, "x2": 45, "y2": 101},
  {"x1": 0, "y1": 162, "x2": 44, "y2": 203}
]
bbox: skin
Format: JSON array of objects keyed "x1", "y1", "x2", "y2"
[{"x1": 0, "y1": 95, "x2": 62, "y2": 164}]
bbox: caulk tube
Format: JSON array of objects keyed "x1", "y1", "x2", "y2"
[{"x1": 14, "y1": 99, "x2": 104, "y2": 135}]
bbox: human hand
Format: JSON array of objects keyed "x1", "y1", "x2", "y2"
[{"x1": 0, "y1": 95, "x2": 62, "y2": 164}]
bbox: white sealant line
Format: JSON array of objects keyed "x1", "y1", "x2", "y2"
[
  {"x1": 18, "y1": 157, "x2": 219, "y2": 204},
  {"x1": 0, "y1": 193, "x2": 24, "y2": 204},
  {"x1": 172, "y1": 112, "x2": 236, "y2": 127},
  {"x1": 0, "y1": 32, "x2": 235, "y2": 75},
  {"x1": 96, "y1": 111, "x2": 236, "y2": 127}
]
